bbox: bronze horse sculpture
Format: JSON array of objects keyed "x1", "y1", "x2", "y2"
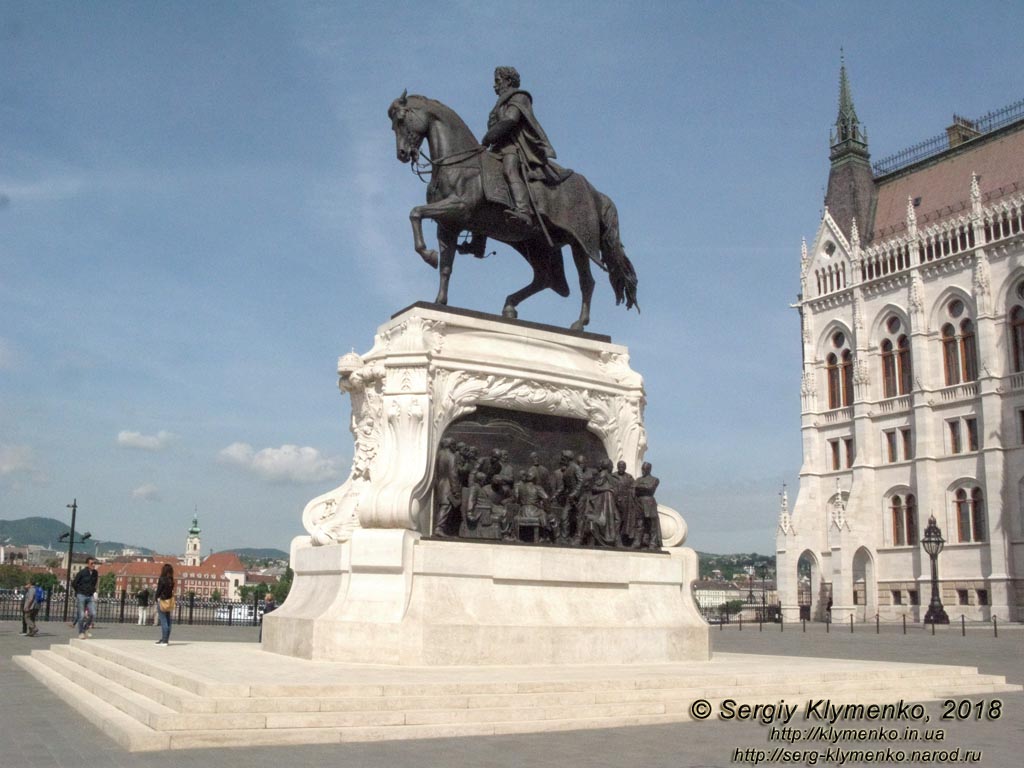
[{"x1": 388, "y1": 92, "x2": 637, "y2": 331}]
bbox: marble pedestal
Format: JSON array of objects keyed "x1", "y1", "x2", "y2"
[{"x1": 262, "y1": 304, "x2": 706, "y2": 665}]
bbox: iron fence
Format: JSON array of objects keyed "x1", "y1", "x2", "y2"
[{"x1": 0, "y1": 589, "x2": 266, "y2": 627}]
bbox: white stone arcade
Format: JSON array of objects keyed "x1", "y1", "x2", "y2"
[{"x1": 262, "y1": 304, "x2": 706, "y2": 665}]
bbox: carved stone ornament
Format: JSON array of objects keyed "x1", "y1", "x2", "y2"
[
  {"x1": 973, "y1": 252, "x2": 992, "y2": 314},
  {"x1": 909, "y1": 272, "x2": 925, "y2": 324},
  {"x1": 298, "y1": 305, "x2": 683, "y2": 547}
]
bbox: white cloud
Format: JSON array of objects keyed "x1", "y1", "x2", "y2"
[
  {"x1": 0, "y1": 444, "x2": 38, "y2": 477},
  {"x1": 117, "y1": 430, "x2": 175, "y2": 451},
  {"x1": 132, "y1": 483, "x2": 160, "y2": 501},
  {"x1": 217, "y1": 442, "x2": 344, "y2": 484}
]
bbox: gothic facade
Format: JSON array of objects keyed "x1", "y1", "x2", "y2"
[{"x1": 777, "y1": 65, "x2": 1024, "y2": 623}]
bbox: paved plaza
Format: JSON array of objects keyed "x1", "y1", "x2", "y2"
[{"x1": 1, "y1": 619, "x2": 1021, "y2": 768}]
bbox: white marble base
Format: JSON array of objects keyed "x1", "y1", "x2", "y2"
[{"x1": 262, "y1": 529, "x2": 708, "y2": 665}]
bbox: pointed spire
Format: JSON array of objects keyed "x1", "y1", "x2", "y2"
[
  {"x1": 905, "y1": 196, "x2": 918, "y2": 236},
  {"x1": 850, "y1": 216, "x2": 860, "y2": 247},
  {"x1": 830, "y1": 52, "x2": 868, "y2": 157}
]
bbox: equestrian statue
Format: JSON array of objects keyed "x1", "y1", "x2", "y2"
[{"x1": 388, "y1": 66, "x2": 638, "y2": 331}]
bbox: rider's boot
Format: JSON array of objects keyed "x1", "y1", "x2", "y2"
[{"x1": 504, "y1": 178, "x2": 533, "y2": 225}]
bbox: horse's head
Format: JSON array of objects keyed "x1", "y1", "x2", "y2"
[{"x1": 388, "y1": 90, "x2": 428, "y2": 164}]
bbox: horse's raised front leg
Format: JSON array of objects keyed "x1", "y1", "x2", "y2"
[
  {"x1": 435, "y1": 224, "x2": 459, "y2": 306},
  {"x1": 409, "y1": 195, "x2": 468, "y2": 269},
  {"x1": 569, "y1": 244, "x2": 595, "y2": 331}
]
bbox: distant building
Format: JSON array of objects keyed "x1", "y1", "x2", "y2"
[
  {"x1": 102, "y1": 516, "x2": 265, "y2": 601},
  {"x1": 184, "y1": 513, "x2": 202, "y2": 567},
  {"x1": 777, "y1": 61, "x2": 1024, "y2": 622}
]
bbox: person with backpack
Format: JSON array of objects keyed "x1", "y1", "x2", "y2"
[{"x1": 22, "y1": 579, "x2": 40, "y2": 637}]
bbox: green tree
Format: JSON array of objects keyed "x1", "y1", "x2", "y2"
[
  {"x1": 210, "y1": 589, "x2": 221, "y2": 602},
  {"x1": 0, "y1": 564, "x2": 26, "y2": 589},
  {"x1": 272, "y1": 568, "x2": 293, "y2": 603},
  {"x1": 34, "y1": 572, "x2": 60, "y2": 593},
  {"x1": 97, "y1": 572, "x2": 117, "y2": 597},
  {"x1": 719, "y1": 600, "x2": 746, "y2": 617}
]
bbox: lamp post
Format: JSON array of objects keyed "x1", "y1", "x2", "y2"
[
  {"x1": 759, "y1": 562, "x2": 768, "y2": 621},
  {"x1": 921, "y1": 515, "x2": 949, "y2": 625},
  {"x1": 59, "y1": 499, "x2": 91, "y2": 622}
]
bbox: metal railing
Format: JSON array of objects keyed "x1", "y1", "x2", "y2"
[
  {"x1": 873, "y1": 98, "x2": 1024, "y2": 176},
  {"x1": 1, "y1": 589, "x2": 266, "y2": 627}
]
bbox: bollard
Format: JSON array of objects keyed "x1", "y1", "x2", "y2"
[
  {"x1": 739, "y1": 614, "x2": 742, "y2": 631},
  {"x1": 902, "y1": 614, "x2": 906, "y2": 635},
  {"x1": 802, "y1": 618, "x2": 806, "y2": 633},
  {"x1": 188, "y1": 593, "x2": 195, "y2": 626},
  {"x1": 759, "y1": 613, "x2": 763, "y2": 632},
  {"x1": 826, "y1": 615, "x2": 830, "y2": 634},
  {"x1": 993, "y1": 615, "x2": 998, "y2": 638},
  {"x1": 780, "y1": 615, "x2": 784, "y2": 632},
  {"x1": 850, "y1": 615, "x2": 854, "y2": 634},
  {"x1": 876, "y1": 613, "x2": 879, "y2": 634},
  {"x1": 961, "y1": 615, "x2": 965, "y2": 637},
  {"x1": 931, "y1": 620, "x2": 935, "y2": 636}
]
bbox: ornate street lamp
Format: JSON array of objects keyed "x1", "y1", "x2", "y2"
[
  {"x1": 921, "y1": 515, "x2": 949, "y2": 625},
  {"x1": 58, "y1": 499, "x2": 91, "y2": 622}
]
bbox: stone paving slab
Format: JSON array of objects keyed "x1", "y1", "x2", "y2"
[{"x1": 1, "y1": 620, "x2": 1022, "y2": 767}]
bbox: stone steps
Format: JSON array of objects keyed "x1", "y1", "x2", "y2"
[{"x1": 13, "y1": 640, "x2": 1020, "y2": 752}]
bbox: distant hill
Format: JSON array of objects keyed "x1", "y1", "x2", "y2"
[
  {"x1": 0, "y1": 516, "x2": 154, "y2": 556},
  {"x1": 697, "y1": 552, "x2": 776, "y2": 580},
  {"x1": 223, "y1": 547, "x2": 289, "y2": 561}
]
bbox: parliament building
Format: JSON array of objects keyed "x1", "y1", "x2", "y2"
[{"x1": 776, "y1": 64, "x2": 1024, "y2": 623}]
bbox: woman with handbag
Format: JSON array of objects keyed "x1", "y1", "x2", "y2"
[{"x1": 155, "y1": 563, "x2": 175, "y2": 646}]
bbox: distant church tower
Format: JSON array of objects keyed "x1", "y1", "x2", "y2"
[{"x1": 184, "y1": 513, "x2": 202, "y2": 566}]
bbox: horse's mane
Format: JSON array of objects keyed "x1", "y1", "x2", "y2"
[{"x1": 400, "y1": 94, "x2": 480, "y2": 144}]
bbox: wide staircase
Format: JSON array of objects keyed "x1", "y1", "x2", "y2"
[{"x1": 14, "y1": 639, "x2": 1021, "y2": 751}]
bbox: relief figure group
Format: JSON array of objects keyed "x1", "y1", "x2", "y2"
[{"x1": 432, "y1": 438, "x2": 662, "y2": 551}]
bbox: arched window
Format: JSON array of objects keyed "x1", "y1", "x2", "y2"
[
  {"x1": 841, "y1": 350, "x2": 854, "y2": 406},
  {"x1": 881, "y1": 340, "x2": 897, "y2": 397},
  {"x1": 890, "y1": 493, "x2": 918, "y2": 546},
  {"x1": 942, "y1": 324, "x2": 959, "y2": 385},
  {"x1": 898, "y1": 335, "x2": 912, "y2": 393},
  {"x1": 954, "y1": 487, "x2": 986, "y2": 543},
  {"x1": 905, "y1": 493, "x2": 918, "y2": 543},
  {"x1": 941, "y1": 300, "x2": 978, "y2": 385},
  {"x1": 1010, "y1": 304, "x2": 1024, "y2": 373},
  {"x1": 960, "y1": 319, "x2": 978, "y2": 382},
  {"x1": 880, "y1": 316, "x2": 912, "y2": 397},
  {"x1": 891, "y1": 495, "x2": 905, "y2": 545},
  {"x1": 825, "y1": 331, "x2": 853, "y2": 409},
  {"x1": 827, "y1": 353, "x2": 840, "y2": 409}
]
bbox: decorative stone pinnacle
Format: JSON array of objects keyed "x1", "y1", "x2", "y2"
[{"x1": 850, "y1": 217, "x2": 860, "y2": 247}]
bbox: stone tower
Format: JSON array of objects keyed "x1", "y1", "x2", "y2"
[
  {"x1": 184, "y1": 512, "x2": 202, "y2": 566},
  {"x1": 823, "y1": 54, "x2": 875, "y2": 241}
]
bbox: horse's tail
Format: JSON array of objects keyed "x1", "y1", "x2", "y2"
[{"x1": 597, "y1": 193, "x2": 639, "y2": 311}]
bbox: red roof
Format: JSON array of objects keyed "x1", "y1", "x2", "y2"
[{"x1": 872, "y1": 126, "x2": 1024, "y2": 240}]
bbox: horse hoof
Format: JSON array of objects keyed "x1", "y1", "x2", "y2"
[
  {"x1": 420, "y1": 250, "x2": 439, "y2": 269},
  {"x1": 435, "y1": 296, "x2": 448, "y2": 306},
  {"x1": 570, "y1": 320, "x2": 587, "y2": 332},
  {"x1": 502, "y1": 305, "x2": 518, "y2": 319}
]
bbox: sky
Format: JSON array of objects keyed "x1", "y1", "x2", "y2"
[{"x1": 2, "y1": 1, "x2": 1023, "y2": 557}]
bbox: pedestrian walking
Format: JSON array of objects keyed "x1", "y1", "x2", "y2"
[
  {"x1": 71, "y1": 558, "x2": 99, "y2": 639},
  {"x1": 22, "y1": 579, "x2": 39, "y2": 637},
  {"x1": 155, "y1": 563, "x2": 175, "y2": 646},
  {"x1": 136, "y1": 587, "x2": 150, "y2": 625}
]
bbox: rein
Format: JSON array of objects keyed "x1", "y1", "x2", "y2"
[{"x1": 410, "y1": 145, "x2": 486, "y2": 183}]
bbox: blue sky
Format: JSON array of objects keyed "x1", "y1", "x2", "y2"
[{"x1": 2, "y1": 1, "x2": 1022, "y2": 556}]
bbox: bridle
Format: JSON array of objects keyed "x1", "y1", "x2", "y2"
[{"x1": 409, "y1": 145, "x2": 486, "y2": 183}]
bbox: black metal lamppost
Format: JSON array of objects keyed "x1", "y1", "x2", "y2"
[
  {"x1": 58, "y1": 499, "x2": 91, "y2": 622},
  {"x1": 758, "y1": 562, "x2": 768, "y2": 620},
  {"x1": 921, "y1": 515, "x2": 949, "y2": 625}
]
